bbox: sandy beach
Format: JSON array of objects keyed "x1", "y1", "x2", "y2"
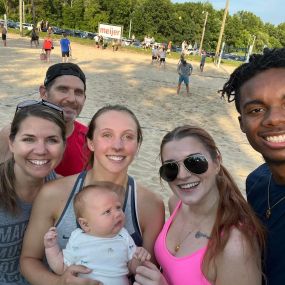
[{"x1": 0, "y1": 34, "x2": 263, "y2": 213}]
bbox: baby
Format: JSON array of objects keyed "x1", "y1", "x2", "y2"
[{"x1": 44, "y1": 182, "x2": 151, "y2": 285}]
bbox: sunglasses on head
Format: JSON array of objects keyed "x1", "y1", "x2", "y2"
[
  {"x1": 16, "y1": 99, "x2": 64, "y2": 117},
  {"x1": 159, "y1": 153, "x2": 209, "y2": 182}
]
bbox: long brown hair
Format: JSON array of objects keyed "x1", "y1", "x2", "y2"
[
  {"x1": 0, "y1": 104, "x2": 66, "y2": 215},
  {"x1": 160, "y1": 125, "x2": 265, "y2": 277}
]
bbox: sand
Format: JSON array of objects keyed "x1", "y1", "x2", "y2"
[{"x1": 0, "y1": 33, "x2": 263, "y2": 212}]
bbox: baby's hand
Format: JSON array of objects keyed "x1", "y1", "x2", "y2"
[
  {"x1": 44, "y1": 226, "x2": 58, "y2": 248},
  {"x1": 133, "y1": 247, "x2": 151, "y2": 262}
]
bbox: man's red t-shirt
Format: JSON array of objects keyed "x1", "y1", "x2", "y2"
[{"x1": 55, "y1": 121, "x2": 90, "y2": 176}]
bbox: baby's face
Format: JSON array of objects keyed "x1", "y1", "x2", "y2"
[{"x1": 83, "y1": 190, "x2": 125, "y2": 238}]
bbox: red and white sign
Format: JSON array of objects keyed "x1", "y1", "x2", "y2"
[{"x1": 98, "y1": 23, "x2": 122, "y2": 39}]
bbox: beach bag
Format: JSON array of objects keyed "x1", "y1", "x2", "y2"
[{"x1": 40, "y1": 52, "x2": 47, "y2": 61}]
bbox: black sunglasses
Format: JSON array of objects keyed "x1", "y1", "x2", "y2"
[
  {"x1": 16, "y1": 100, "x2": 64, "y2": 117},
  {"x1": 159, "y1": 153, "x2": 209, "y2": 182}
]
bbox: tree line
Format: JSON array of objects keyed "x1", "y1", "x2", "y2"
[{"x1": 1, "y1": 0, "x2": 284, "y2": 52}]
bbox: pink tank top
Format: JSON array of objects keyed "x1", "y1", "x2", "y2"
[{"x1": 154, "y1": 201, "x2": 212, "y2": 285}]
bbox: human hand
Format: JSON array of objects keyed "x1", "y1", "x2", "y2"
[
  {"x1": 56, "y1": 265, "x2": 103, "y2": 285},
  {"x1": 43, "y1": 226, "x2": 58, "y2": 248},
  {"x1": 133, "y1": 247, "x2": 151, "y2": 263},
  {"x1": 134, "y1": 261, "x2": 169, "y2": 285}
]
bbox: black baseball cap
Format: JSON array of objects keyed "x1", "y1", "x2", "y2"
[{"x1": 44, "y1": 63, "x2": 86, "y2": 89}]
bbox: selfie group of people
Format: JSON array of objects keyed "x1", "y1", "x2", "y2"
[{"x1": 1, "y1": 47, "x2": 285, "y2": 285}]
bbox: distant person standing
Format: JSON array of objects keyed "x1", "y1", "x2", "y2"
[
  {"x1": 45, "y1": 20, "x2": 49, "y2": 31},
  {"x1": 151, "y1": 45, "x2": 159, "y2": 64},
  {"x1": 177, "y1": 58, "x2": 193, "y2": 95},
  {"x1": 99, "y1": 35, "x2": 104, "y2": 49},
  {"x1": 42, "y1": 34, "x2": 53, "y2": 63},
  {"x1": 111, "y1": 39, "x2": 116, "y2": 51},
  {"x1": 200, "y1": 51, "x2": 207, "y2": 72},
  {"x1": 47, "y1": 26, "x2": 53, "y2": 35},
  {"x1": 60, "y1": 33, "x2": 71, "y2": 63},
  {"x1": 40, "y1": 19, "x2": 44, "y2": 32},
  {"x1": 36, "y1": 20, "x2": 42, "y2": 32},
  {"x1": 167, "y1": 41, "x2": 172, "y2": 55},
  {"x1": 94, "y1": 34, "x2": 99, "y2": 48},
  {"x1": 30, "y1": 26, "x2": 39, "y2": 48},
  {"x1": 1, "y1": 23, "x2": 7, "y2": 47},
  {"x1": 159, "y1": 47, "x2": 166, "y2": 69},
  {"x1": 181, "y1": 40, "x2": 188, "y2": 56}
]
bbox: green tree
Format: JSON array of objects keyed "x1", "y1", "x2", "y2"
[
  {"x1": 225, "y1": 14, "x2": 247, "y2": 48},
  {"x1": 100, "y1": 0, "x2": 131, "y2": 28},
  {"x1": 62, "y1": 4, "x2": 74, "y2": 28},
  {"x1": 254, "y1": 30, "x2": 269, "y2": 52},
  {"x1": 0, "y1": 0, "x2": 18, "y2": 19},
  {"x1": 0, "y1": 0, "x2": 5, "y2": 16},
  {"x1": 0, "y1": 0, "x2": 283, "y2": 50},
  {"x1": 276, "y1": 23, "x2": 285, "y2": 46},
  {"x1": 72, "y1": 0, "x2": 84, "y2": 29},
  {"x1": 83, "y1": 0, "x2": 101, "y2": 31}
]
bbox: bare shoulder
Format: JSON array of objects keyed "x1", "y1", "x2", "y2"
[
  {"x1": 223, "y1": 227, "x2": 258, "y2": 259},
  {"x1": 41, "y1": 174, "x2": 78, "y2": 194},
  {"x1": 35, "y1": 174, "x2": 79, "y2": 210},
  {"x1": 136, "y1": 183, "x2": 164, "y2": 207},
  {"x1": 136, "y1": 183, "x2": 165, "y2": 223}
]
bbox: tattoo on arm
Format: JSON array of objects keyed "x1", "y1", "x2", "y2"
[{"x1": 195, "y1": 231, "x2": 211, "y2": 239}]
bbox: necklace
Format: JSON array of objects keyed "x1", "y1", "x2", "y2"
[
  {"x1": 174, "y1": 215, "x2": 211, "y2": 253},
  {"x1": 174, "y1": 229, "x2": 194, "y2": 253},
  {"x1": 174, "y1": 199, "x2": 218, "y2": 253},
  {"x1": 266, "y1": 174, "x2": 285, "y2": 219}
]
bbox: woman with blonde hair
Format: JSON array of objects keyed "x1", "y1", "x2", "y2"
[{"x1": 20, "y1": 104, "x2": 164, "y2": 285}]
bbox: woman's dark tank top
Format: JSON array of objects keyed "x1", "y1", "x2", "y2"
[{"x1": 55, "y1": 171, "x2": 143, "y2": 249}]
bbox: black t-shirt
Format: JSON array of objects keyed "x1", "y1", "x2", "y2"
[{"x1": 246, "y1": 163, "x2": 285, "y2": 285}]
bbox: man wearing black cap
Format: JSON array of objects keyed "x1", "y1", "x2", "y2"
[
  {"x1": 0, "y1": 62, "x2": 90, "y2": 176},
  {"x1": 40, "y1": 63, "x2": 90, "y2": 176}
]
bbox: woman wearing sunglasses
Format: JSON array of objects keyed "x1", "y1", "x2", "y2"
[
  {"x1": 134, "y1": 125, "x2": 265, "y2": 285},
  {"x1": 0, "y1": 102, "x2": 66, "y2": 285}
]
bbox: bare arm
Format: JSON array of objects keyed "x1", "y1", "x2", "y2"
[
  {"x1": 20, "y1": 180, "x2": 102, "y2": 285},
  {"x1": 44, "y1": 227, "x2": 66, "y2": 275},
  {"x1": 137, "y1": 185, "x2": 165, "y2": 265},
  {"x1": 214, "y1": 228, "x2": 262, "y2": 285},
  {"x1": 0, "y1": 124, "x2": 12, "y2": 163}
]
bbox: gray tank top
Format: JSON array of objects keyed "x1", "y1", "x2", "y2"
[
  {"x1": 56, "y1": 172, "x2": 143, "y2": 250},
  {"x1": 0, "y1": 200, "x2": 32, "y2": 285}
]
